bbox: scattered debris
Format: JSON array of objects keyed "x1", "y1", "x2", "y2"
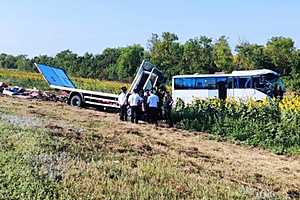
[
  {"x1": 0, "y1": 82, "x2": 68, "y2": 102},
  {"x1": 3, "y1": 86, "x2": 24, "y2": 96},
  {"x1": 0, "y1": 82, "x2": 8, "y2": 93}
]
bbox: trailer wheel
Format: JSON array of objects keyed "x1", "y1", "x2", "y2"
[
  {"x1": 127, "y1": 107, "x2": 132, "y2": 118},
  {"x1": 70, "y1": 95, "x2": 83, "y2": 107}
]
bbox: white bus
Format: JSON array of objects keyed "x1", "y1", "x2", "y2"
[{"x1": 172, "y1": 69, "x2": 285, "y2": 104}]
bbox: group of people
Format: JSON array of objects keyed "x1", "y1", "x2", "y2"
[{"x1": 118, "y1": 86, "x2": 173, "y2": 127}]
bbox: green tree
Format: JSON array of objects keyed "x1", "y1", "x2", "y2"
[
  {"x1": 264, "y1": 37, "x2": 295, "y2": 75},
  {"x1": 147, "y1": 33, "x2": 159, "y2": 52},
  {"x1": 0, "y1": 54, "x2": 8, "y2": 68},
  {"x1": 32, "y1": 55, "x2": 55, "y2": 66},
  {"x1": 235, "y1": 42, "x2": 268, "y2": 70},
  {"x1": 116, "y1": 44, "x2": 144, "y2": 81},
  {"x1": 182, "y1": 36, "x2": 214, "y2": 73},
  {"x1": 96, "y1": 48, "x2": 122, "y2": 80},
  {"x1": 294, "y1": 49, "x2": 300, "y2": 73},
  {"x1": 54, "y1": 50, "x2": 78, "y2": 75},
  {"x1": 213, "y1": 36, "x2": 234, "y2": 72},
  {"x1": 15, "y1": 55, "x2": 33, "y2": 71},
  {"x1": 77, "y1": 53, "x2": 96, "y2": 78},
  {"x1": 0, "y1": 54, "x2": 17, "y2": 69},
  {"x1": 149, "y1": 32, "x2": 183, "y2": 79}
]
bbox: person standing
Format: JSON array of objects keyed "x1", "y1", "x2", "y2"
[
  {"x1": 278, "y1": 86, "x2": 284, "y2": 100},
  {"x1": 128, "y1": 89, "x2": 143, "y2": 124},
  {"x1": 143, "y1": 89, "x2": 151, "y2": 122},
  {"x1": 147, "y1": 90, "x2": 160, "y2": 126},
  {"x1": 163, "y1": 91, "x2": 173, "y2": 127},
  {"x1": 157, "y1": 87, "x2": 165, "y2": 120},
  {"x1": 118, "y1": 86, "x2": 128, "y2": 121}
]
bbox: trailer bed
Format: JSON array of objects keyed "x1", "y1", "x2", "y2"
[
  {"x1": 35, "y1": 60, "x2": 164, "y2": 109},
  {"x1": 35, "y1": 63, "x2": 119, "y2": 108}
]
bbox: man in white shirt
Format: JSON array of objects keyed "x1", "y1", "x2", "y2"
[
  {"x1": 128, "y1": 89, "x2": 143, "y2": 124},
  {"x1": 147, "y1": 90, "x2": 160, "y2": 126},
  {"x1": 118, "y1": 86, "x2": 128, "y2": 121}
]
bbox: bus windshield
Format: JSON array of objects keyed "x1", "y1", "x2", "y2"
[{"x1": 253, "y1": 73, "x2": 285, "y2": 97}]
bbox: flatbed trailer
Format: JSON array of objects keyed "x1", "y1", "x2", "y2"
[{"x1": 35, "y1": 60, "x2": 164, "y2": 110}]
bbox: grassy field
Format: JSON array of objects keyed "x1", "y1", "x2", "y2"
[
  {"x1": 1, "y1": 68, "x2": 300, "y2": 199},
  {"x1": 0, "y1": 96, "x2": 299, "y2": 199},
  {"x1": 0, "y1": 68, "x2": 129, "y2": 94}
]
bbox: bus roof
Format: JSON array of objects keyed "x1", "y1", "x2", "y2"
[{"x1": 172, "y1": 69, "x2": 278, "y2": 79}]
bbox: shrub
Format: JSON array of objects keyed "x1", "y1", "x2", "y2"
[{"x1": 172, "y1": 97, "x2": 300, "y2": 154}]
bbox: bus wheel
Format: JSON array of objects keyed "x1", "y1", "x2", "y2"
[{"x1": 70, "y1": 95, "x2": 83, "y2": 107}]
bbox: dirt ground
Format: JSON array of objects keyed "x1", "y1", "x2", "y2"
[{"x1": 1, "y1": 95, "x2": 299, "y2": 199}]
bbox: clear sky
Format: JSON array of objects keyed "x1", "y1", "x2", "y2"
[{"x1": 0, "y1": 0, "x2": 299, "y2": 57}]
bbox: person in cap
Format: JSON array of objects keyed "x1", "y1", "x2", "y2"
[
  {"x1": 118, "y1": 86, "x2": 128, "y2": 121},
  {"x1": 147, "y1": 89, "x2": 160, "y2": 126},
  {"x1": 128, "y1": 89, "x2": 143, "y2": 124}
]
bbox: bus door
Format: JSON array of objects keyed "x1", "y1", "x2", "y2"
[{"x1": 216, "y1": 77, "x2": 227, "y2": 100}]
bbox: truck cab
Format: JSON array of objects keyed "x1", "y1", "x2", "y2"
[{"x1": 128, "y1": 60, "x2": 165, "y2": 94}]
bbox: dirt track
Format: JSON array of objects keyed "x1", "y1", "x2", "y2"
[{"x1": 1, "y1": 95, "x2": 300, "y2": 198}]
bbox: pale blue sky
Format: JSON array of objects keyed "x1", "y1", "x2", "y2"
[{"x1": 0, "y1": 0, "x2": 299, "y2": 57}]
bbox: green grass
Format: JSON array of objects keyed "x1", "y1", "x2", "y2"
[
  {"x1": 0, "y1": 107, "x2": 284, "y2": 200},
  {"x1": 0, "y1": 121, "x2": 255, "y2": 200}
]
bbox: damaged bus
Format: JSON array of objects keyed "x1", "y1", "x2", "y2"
[{"x1": 172, "y1": 69, "x2": 285, "y2": 104}]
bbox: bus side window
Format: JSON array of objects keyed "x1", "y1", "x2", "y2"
[
  {"x1": 205, "y1": 78, "x2": 216, "y2": 89},
  {"x1": 174, "y1": 78, "x2": 183, "y2": 89},
  {"x1": 195, "y1": 77, "x2": 216, "y2": 89},
  {"x1": 216, "y1": 77, "x2": 227, "y2": 88},
  {"x1": 195, "y1": 78, "x2": 205, "y2": 89},
  {"x1": 234, "y1": 78, "x2": 239, "y2": 88},
  {"x1": 234, "y1": 77, "x2": 252, "y2": 88},
  {"x1": 240, "y1": 77, "x2": 252, "y2": 88},
  {"x1": 227, "y1": 77, "x2": 233, "y2": 89},
  {"x1": 182, "y1": 78, "x2": 196, "y2": 89},
  {"x1": 175, "y1": 78, "x2": 196, "y2": 89}
]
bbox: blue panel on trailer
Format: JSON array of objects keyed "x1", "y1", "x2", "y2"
[{"x1": 37, "y1": 64, "x2": 75, "y2": 88}]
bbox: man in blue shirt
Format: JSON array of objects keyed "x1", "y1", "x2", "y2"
[{"x1": 147, "y1": 90, "x2": 159, "y2": 126}]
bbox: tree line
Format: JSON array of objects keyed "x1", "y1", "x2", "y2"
[{"x1": 1, "y1": 32, "x2": 300, "y2": 90}]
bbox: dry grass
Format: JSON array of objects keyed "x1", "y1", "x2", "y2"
[{"x1": 0, "y1": 96, "x2": 300, "y2": 199}]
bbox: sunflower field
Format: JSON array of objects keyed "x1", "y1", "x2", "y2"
[
  {"x1": 172, "y1": 96, "x2": 300, "y2": 155},
  {"x1": 0, "y1": 69, "x2": 129, "y2": 94}
]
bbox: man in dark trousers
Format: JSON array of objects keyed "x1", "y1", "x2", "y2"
[
  {"x1": 143, "y1": 89, "x2": 150, "y2": 122},
  {"x1": 162, "y1": 91, "x2": 174, "y2": 127},
  {"x1": 118, "y1": 86, "x2": 128, "y2": 121},
  {"x1": 147, "y1": 89, "x2": 160, "y2": 126},
  {"x1": 128, "y1": 89, "x2": 143, "y2": 124}
]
